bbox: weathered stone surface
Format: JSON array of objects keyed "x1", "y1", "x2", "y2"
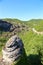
[
  {"x1": 0, "y1": 20, "x2": 13, "y2": 31},
  {"x1": 2, "y1": 35, "x2": 23, "y2": 63}
]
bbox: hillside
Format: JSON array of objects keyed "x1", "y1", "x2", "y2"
[{"x1": 0, "y1": 19, "x2": 43, "y2": 65}]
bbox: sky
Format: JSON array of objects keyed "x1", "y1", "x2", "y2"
[{"x1": 0, "y1": 0, "x2": 43, "y2": 20}]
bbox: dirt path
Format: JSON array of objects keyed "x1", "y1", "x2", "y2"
[{"x1": 32, "y1": 28, "x2": 43, "y2": 35}]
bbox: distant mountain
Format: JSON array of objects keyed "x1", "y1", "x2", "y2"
[{"x1": 0, "y1": 18, "x2": 43, "y2": 31}]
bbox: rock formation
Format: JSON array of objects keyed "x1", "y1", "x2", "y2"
[
  {"x1": 0, "y1": 20, "x2": 13, "y2": 31},
  {"x1": 2, "y1": 35, "x2": 23, "y2": 63}
]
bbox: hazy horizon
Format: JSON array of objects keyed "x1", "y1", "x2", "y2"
[{"x1": 0, "y1": 0, "x2": 43, "y2": 20}]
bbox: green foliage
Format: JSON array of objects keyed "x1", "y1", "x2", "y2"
[
  {"x1": 0, "y1": 19, "x2": 43, "y2": 65},
  {"x1": 18, "y1": 31, "x2": 43, "y2": 65}
]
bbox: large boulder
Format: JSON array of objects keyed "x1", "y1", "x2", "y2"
[{"x1": 2, "y1": 35, "x2": 23, "y2": 63}]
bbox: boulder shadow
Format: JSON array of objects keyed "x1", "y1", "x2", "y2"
[
  {"x1": 27, "y1": 54, "x2": 42, "y2": 65},
  {"x1": 15, "y1": 50, "x2": 42, "y2": 65}
]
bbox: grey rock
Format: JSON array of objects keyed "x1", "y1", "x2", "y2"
[
  {"x1": 2, "y1": 35, "x2": 23, "y2": 63},
  {"x1": 6, "y1": 46, "x2": 17, "y2": 52},
  {"x1": 0, "y1": 20, "x2": 12, "y2": 32}
]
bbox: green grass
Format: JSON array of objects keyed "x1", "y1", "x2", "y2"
[
  {"x1": 12, "y1": 30, "x2": 43, "y2": 65},
  {"x1": 0, "y1": 36, "x2": 8, "y2": 56},
  {"x1": 16, "y1": 30, "x2": 43, "y2": 65},
  {"x1": 0, "y1": 19, "x2": 43, "y2": 65}
]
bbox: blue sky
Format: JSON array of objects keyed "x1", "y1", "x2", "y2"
[{"x1": 0, "y1": 0, "x2": 43, "y2": 20}]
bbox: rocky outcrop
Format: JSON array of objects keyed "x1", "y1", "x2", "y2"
[
  {"x1": 2, "y1": 35, "x2": 23, "y2": 63},
  {"x1": 0, "y1": 20, "x2": 13, "y2": 31},
  {"x1": 0, "y1": 20, "x2": 29, "y2": 32}
]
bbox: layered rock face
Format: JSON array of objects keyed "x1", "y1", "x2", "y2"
[{"x1": 2, "y1": 35, "x2": 23, "y2": 63}]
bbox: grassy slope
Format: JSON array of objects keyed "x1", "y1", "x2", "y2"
[
  {"x1": 0, "y1": 19, "x2": 43, "y2": 65},
  {"x1": 18, "y1": 31, "x2": 43, "y2": 65}
]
